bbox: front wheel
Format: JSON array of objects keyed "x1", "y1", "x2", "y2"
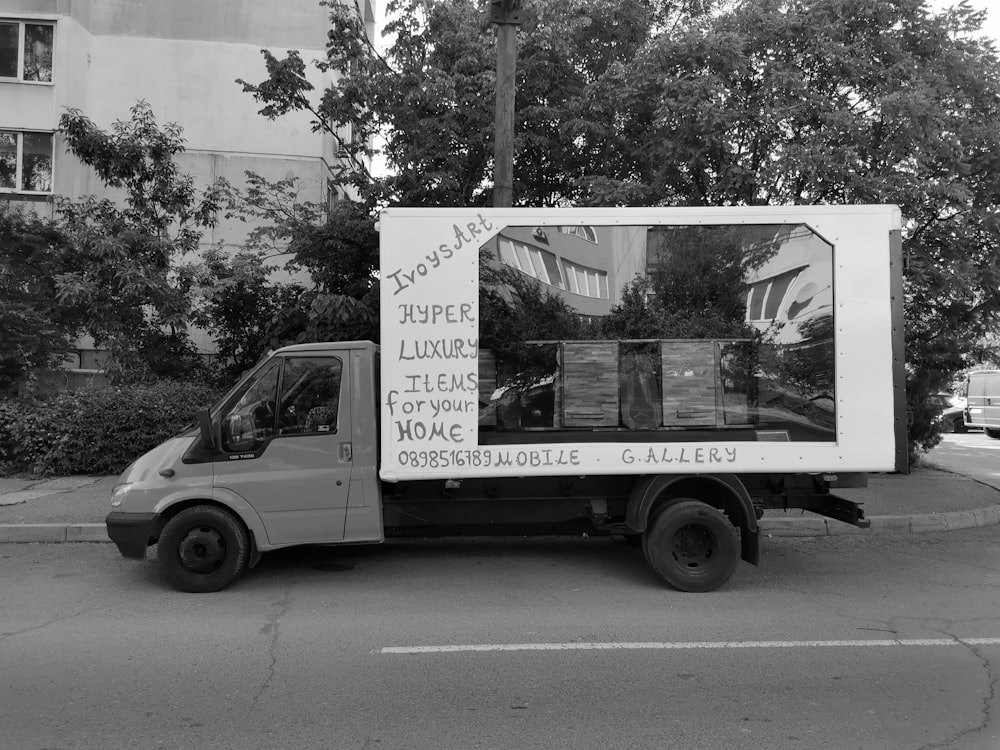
[
  {"x1": 158, "y1": 506, "x2": 249, "y2": 593},
  {"x1": 986, "y1": 428, "x2": 1000, "y2": 440},
  {"x1": 644, "y1": 500, "x2": 740, "y2": 593}
]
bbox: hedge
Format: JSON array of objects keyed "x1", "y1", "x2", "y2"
[{"x1": 0, "y1": 380, "x2": 220, "y2": 477}]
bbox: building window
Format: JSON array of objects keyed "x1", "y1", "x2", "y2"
[
  {"x1": 499, "y1": 237, "x2": 566, "y2": 289},
  {"x1": 497, "y1": 237, "x2": 609, "y2": 300},
  {"x1": 557, "y1": 225, "x2": 598, "y2": 243},
  {"x1": 0, "y1": 21, "x2": 54, "y2": 82},
  {"x1": 0, "y1": 131, "x2": 53, "y2": 192},
  {"x1": 744, "y1": 268, "x2": 802, "y2": 322},
  {"x1": 562, "y1": 259, "x2": 609, "y2": 299}
]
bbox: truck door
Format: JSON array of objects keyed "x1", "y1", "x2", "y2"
[
  {"x1": 214, "y1": 354, "x2": 354, "y2": 546},
  {"x1": 984, "y1": 372, "x2": 1000, "y2": 429}
]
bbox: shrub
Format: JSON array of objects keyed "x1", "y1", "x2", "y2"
[{"x1": 0, "y1": 380, "x2": 220, "y2": 477}]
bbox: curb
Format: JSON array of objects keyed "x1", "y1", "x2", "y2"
[
  {"x1": 0, "y1": 523, "x2": 109, "y2": 543},
  {"x1": 1, "y1": 506, "x2": 999, "y2": 543},
  {"x1": 759, "y1": 505, "x2": 1000, "y2": 537}
]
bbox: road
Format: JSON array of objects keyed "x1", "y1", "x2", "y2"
[
  {"x1": 929, "y1": 431, "x2": 1000, "y2": 487},
  {"x1": 2, "y1": 525, "x2": 999, "y2": 750}
]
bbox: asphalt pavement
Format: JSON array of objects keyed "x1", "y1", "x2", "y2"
[{"x1": 1, "y1": 464, "x2": 998, "y2": 543}]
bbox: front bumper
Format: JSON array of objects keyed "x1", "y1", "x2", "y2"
[{"x1": 106, "y1": 512, "x2": 162, "y2": 559}]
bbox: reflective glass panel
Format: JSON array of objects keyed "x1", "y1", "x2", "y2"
[{"x1": 478, "y1": 223, "x2": 836, "y2": 443}]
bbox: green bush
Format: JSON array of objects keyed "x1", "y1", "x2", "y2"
[{"x1": 0, "y1": 380, "x2": 220, "y2": 477}]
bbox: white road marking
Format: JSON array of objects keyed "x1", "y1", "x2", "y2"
[{"x1": 374, "y1": 638, "x2": 1000, "y2": 654}]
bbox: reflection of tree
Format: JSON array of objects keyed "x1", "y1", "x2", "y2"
[
  {"x1": 620, "y1": 341, "x2": 663, "y2": 429},
  {"x1": 775, "y1": 313, "x2": 835, "y2": 399},
  {"x1": 600, "y1": 225, "x2": 784, "y2": 342},
  {"x1": 751, "y1": 313, "x2": 836, "y2": 432},
  {"x1": 24, "y1": 155, "x2": 51, "y2": 192},
  {"x1": 479, "y1": 247, "x2": 587, "y2": 357},
  {"x1": 600, "y1": 275, "x2": 762, "y2": 341},
  {"x1": 24, "y1": 25, "x2": 53, "y2": 82},
  {"x1": 476, "y1": 226, "x2": 841, "y2": 436},
  {"x1": 479, "y1": 248, "x2": 588, "y2": 425},
  {"x1": 0, "y1": 134, "x2": 15, "y2": 188}
]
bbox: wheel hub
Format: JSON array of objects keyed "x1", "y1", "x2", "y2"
[
  {"x1": 672, "y1": 524, "x2": 714, "y2": 568},
  {"x1": 178, "y1": 525, "x2": 226, "y2": 573}
]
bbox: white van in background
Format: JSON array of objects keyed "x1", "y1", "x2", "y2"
[{"x1": 964, "y1": 370, "x2": 1000, "y2": 437}]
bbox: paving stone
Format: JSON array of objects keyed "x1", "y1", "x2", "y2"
[
  {"x1": 825, "y1": 521, "x2": 872, "y2": 536},
  {"x1": 760, "y1": 517, "x2": 828, "y2": 537},
  {"x1": 65, "y1": 524, "x2": 111, "y2": 542},
  {"x1": 868, "y1": 515, "x2": 913, "y2": 534},
  {"x1": 0, "y1": 524, "x2": 67, "y2": 542},
  {"x1": 908, "y1": 514, "x2": 952, "y2": 533}
]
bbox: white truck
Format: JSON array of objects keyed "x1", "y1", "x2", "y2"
[{"x1": 106, "y1": 206, "x2": 907, "y2": 593}]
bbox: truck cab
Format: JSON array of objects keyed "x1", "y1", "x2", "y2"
[{"x1": 106, "y1": 341, "x2": 384, "y2": 592}]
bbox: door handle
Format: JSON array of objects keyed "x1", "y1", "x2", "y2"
[{"x1": 340, "y1": 442, "x2": 353, "y2": 462}]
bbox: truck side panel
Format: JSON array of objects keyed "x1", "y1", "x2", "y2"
[{"x1": 378, "y1": 206, "x2": 905, "y2": 482}]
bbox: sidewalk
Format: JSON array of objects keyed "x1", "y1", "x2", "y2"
[{"x1": 1, "y1": 467, "x2": 999, "y2": 543}]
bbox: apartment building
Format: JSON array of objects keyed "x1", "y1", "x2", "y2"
[{"x1": 0, "y1": 0, "x2": 374, "y2": 370}]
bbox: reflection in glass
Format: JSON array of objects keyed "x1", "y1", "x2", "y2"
[
  {"x1": 21, "y1": 132, "x2": 52, "y2": 192},
  {"x1": 24, "y1": 25, "x2": 53, "y2": 82},
  {"x1": 478, "y1": 223, "x2": 836, "y2": 444},
  {"x1": 0, "y1": 23, "x2": 17, "y2": 78},
  {"x1": 0, "y1": 132, "x2": 15, "y2": 189}
]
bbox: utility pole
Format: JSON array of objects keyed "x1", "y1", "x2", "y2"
[{"x1": 489, "y1": 0, "x2": 521, "y2": 208}]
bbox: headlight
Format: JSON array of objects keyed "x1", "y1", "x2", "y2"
[{"x1": 110, "y1": 483, "x2": 133, "y2": 508}]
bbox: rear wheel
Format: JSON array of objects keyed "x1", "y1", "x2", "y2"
[
  {"x1": 158, "y1": 506, "x2": 249, "y2": 593},
  {"x1": 986, "y1": 428, "x2": 1000, "y2": 440},
  {"x1": 644, "y1": 500, "x2": 740, "y2": 592}
]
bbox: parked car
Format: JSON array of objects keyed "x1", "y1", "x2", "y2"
[
  {"x1": 930, "y1": 392, "x2": 967, "y2": 433},
  {"x1": 964, "y1": 370, "x2": 1000, "y2": 437}
]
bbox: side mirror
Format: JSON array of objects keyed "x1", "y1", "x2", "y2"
[
  {"x1": 222, "y1": 413, "x2": 257, "y2": 452},
  {"x1": 198, "y1": 409, "x2": 215, "y2": 450}
]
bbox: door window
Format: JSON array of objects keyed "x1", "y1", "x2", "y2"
[
  {"x1": 221, "y1": 361, "x2": 280, "y2": 452},
  {"x1": 277, "y1": 356, "x2": 343, "y2": 435},
  {"x1": 220, "y1": 356, "x2": 344, "y2": 453}
]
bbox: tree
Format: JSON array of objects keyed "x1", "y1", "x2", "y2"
[
  {"x1": 238, "y1": 0, "x2": 715, "y2": 207},
  {"x1": 200, "y1": 174, "x2": 380, "y2": 361},
  {"x1": 55, "y1": 101, "x2": 224, "y2": 381},
  {"x1": 189, "y1": 246, "x2": 305, "y2": 383},
  {"x1": 479, "y1": 248, "x2": 586, "y2": 352},
  {"x1": 580, "y1": 0, "x2": 1000, "y2": 456},
  {"x1": 239, "y1": 0, "x2": 1000, "y2": 457},
  {"x1": 0, "y1": 208, "x2": 80, "y2": 394}
]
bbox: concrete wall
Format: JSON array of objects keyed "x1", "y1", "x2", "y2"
[{"x1": 0, "y1": 0, "x2": 374, "y2": 362}]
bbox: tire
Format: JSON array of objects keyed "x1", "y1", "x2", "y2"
[
  {"x1": 157, "y1": 506, "x2": 249, "y2": 593},
  {"x1": 952, "y1": 417, "x2": 967, "y2": 434},
  {"x1": 986, "y1": 428, "x2": 1000, "y2": 440},
  {"x1": 644, "y1": 500, "x2": 740, "y2": 593}
]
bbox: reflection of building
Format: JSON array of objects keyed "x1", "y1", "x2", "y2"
[
  {"x1": 483, "y1": 222, "x2": 833, "y2": 339},
  {"x1": 741, "y1": 225, "x2": 833, "y2": 343},
  {"x1": 484, "y1": 225, "x2": 646, "y2": 317},
  {"x1": 479, "y1": 221, "x2": 838, "y2": 443}
]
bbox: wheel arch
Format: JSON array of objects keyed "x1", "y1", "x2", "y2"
[
  {"x1": 626, "y1": 474, "x2": 760, "y2": 565},
  {"x1": 152, "y1": 490, "x2": 266, "y2": 554}
]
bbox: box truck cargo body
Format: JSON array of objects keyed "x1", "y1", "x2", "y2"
[{"x1": 106, "y1": 206, "x2": 907, "y2": 592}]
